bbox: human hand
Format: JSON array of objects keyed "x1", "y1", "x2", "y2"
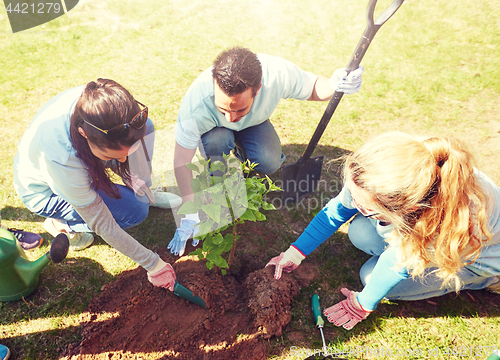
[
  {"x1": 123, "y1": 174, "x2": 154, "y2": 204},
  {"x1": 265, "y1": 246, "x2": 306, "y2": 279},
  {"x1": 168, "y1": 214, "x2": 200, "y2": 256},
  {"x1": 147, "y1": 259, "x2": 176, "y2": 291},
  {"x1": 329, "y1": 66, "x2": 364, "y2": 95},
  {"x1": 323, "y1": 288, "x2": 372, "y2": 330}
]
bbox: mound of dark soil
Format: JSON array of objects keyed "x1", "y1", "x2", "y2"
[{"x1": 62, "y1": 249, "x2": 316, "y2": 360}]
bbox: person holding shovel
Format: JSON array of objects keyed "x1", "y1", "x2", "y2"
[
  {"x1": 267, "y1": 131, "x2": 500, "y2": 330},
  {"x1": 14, "y1": 79, "x2": 177, "y2": 290},
  {"x1": 170, "y1": 46, "x2": 364, "y2": 256}
]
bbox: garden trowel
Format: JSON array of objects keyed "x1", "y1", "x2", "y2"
[
  {"x1": 304, "y1": 294, "x2": 347, "y2": 360},
  {"x1": 173, "y1": 280, "x2": 207, "y2": 308},
  {"x1": 281, "y1": 0, "x2": 405, "y2": 204}
]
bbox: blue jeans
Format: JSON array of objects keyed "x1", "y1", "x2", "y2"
[
  {"x1": 36, "y1": 185, "x2": 149, "y2": 233},
  {"x1": 35, "y1": 118, "x2": 155, "y2": 233},
  {"x1": 348, "y1": 214, "x2": 498, "y2": 300},
  {"x1": 200, "y1": 120, "x2": 285, "y2": 175}
]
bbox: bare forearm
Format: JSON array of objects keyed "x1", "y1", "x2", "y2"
[
  {"x1": 174, "y1": 164, "x2": 195, "y2": 203},
  {"x1": 174, "y1": 142, "x2": 197, "y2": 203},
  {"x1": 308, "y1": 75, "x2": 334, "y2": 101}
]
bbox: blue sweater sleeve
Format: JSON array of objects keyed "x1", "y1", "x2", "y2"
[
  {"x1": 292, "y1": 189, "x2": 358, "y2": 256},
  {"x1": 357, "y1": 246, "x2": 410, "y2": 310}
]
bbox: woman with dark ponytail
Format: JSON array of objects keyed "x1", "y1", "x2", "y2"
[
  {"x1": 14, "y1": 79, "x2": 179, "y2": 290},
  {"x1": 267, "y1": 131, "x2": 500, "y2": 330}
]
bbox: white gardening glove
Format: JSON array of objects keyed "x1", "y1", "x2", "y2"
[
  {"x1": 123, "y1": 174, "x2": 155, "y2": 204},
  {"x1": 330, "y1": 65, "x2": 364, "y2": 95},
  {"x1": 147, "y1": 258, "x2": 176, "y2": 291},
  {"x1": 265, "y1": 245, "x2": 306, "y2": 280},
  {"x1": 168, "y1": 213, "x2": 200, "y2": 256}
]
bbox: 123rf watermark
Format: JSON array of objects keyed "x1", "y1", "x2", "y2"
[{"x1": 290, "y1": 345, "x2": 499, "y2": 358}]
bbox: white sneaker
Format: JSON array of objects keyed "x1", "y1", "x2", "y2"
[
  {"x1": 150, "y1": 189, "x2": 182, "y2": 209},
  {"x1": 67, "y1": 232, "x2": 94, "y2": 251},
  {"x1": 44, "y1": 218, "x2": 94, "y2": 251}
]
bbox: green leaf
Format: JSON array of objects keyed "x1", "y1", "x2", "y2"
[
  {"x1": 261, "y1": 201, "x2": 276, "y2": 211},
  {"x1": 207, "y1": 261, "x2": 214, "y2": 270},
  {"x1": 223, "y1": 233, "x2": 234, "y2": 243},
  {"x1": 239, "y1": 209, "x2": 256, "y2": 221},
  {"x1": 210, "y1": 245, "x2": 225, "y2": 256},
  {"x1": 211, "y1": 176, "x2": 224, "y2": 185},
  {"x1": 206, "y1": 252, "x2": 220, "y2": 264},
  {"x1": 222, "y1": 241, "x2": 233, "y2": 252},
  {"x1": 188, "y1": 248, "x2": 205, "y2": 260},
  {"x1": 210, "y1": 161, "x2": 226, "y2": 174},
  {"x1": 202, "y1": 234, "x2": 214, "y2": 252},
  {"x1": 213, "y1": 233, "x2": 224, "y2": 245},
  {"x1": 202, "y1": 203, "x2": 221, "y2": 223},
  {"x1": 254, "y1": 211, "x2": 266, "y2": 221},
  {"x1": 191, "y1": 178, "x2": 202, "y2": 193},
  {"x1": 221, "y1": 269, "x2": 227, "y2": 275},
  {"x1": 198, "y1": 219, "x2": 215, "y2": 236},
  {"x1": 177, "y1": 201, "x2": 199, "y2": 215},
  {"x1": 186, "y1": 163, "x2": 200, "y2": 172},
  {"x1": 215, "y1": 256, "x2": 229, "y2": 269},
  {"x1": 247, "y1": 200, "x2": 258, "y2": 211}
]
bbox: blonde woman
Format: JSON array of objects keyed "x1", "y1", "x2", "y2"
[{"x1": 267, "y1": 131, "x2": 500, "y2": 330}]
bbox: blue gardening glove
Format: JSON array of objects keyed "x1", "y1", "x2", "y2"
[
  {"x1": 330, "y1": 66, "x2": 364, "y2": 95},
  {"x1": 168, "y1": 213, "x2": 200, "y2": 256}
]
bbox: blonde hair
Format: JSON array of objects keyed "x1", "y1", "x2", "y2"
[{"x1": 344, "y1": 131, "x2": 491, "y2": 289}]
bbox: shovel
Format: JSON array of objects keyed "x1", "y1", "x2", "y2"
[{"x1": 281, "y1": 0, "x2": 405, "y2": 204}]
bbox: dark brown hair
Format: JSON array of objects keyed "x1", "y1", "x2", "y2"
[
  {"x1": 212, "y1": 47, "x2": 262, "y2": 97},
  {"x1": 70, "y1": 79, "x2": 146, "y2": 199}
]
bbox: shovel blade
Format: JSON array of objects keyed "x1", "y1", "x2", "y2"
[
  {"x1": 280, "y1": 156, "x2": 324, "y2": 205},
  {"x1": 173, "y1": 281, "x2": 207, "y2": 308}
]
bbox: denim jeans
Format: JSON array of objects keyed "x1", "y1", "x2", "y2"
[
  {"x1": 348, "y1": 214, "x2": 498, "y2": 300},
  {"x1": 36, "y1": 185, "x2": 149, "y2": 233},
  {"x1": 200, "y1": 120, "x2": 285, "y2": 175},
  {"x1": 35, "y1": 118, "x2": 155, "y2": 233}
]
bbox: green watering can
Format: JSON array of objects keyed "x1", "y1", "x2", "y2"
[{"x1": 0, "y1": 227, "x2": 69, "y2": 301}]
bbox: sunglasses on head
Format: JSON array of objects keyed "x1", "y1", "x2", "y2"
[{"x1": 82, "y1": 101, "x2": 148, "y2": 141}]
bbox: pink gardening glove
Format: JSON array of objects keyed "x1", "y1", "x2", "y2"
[
  {"x1": 323, "y1": 288, "x2": 372, "y2": 330},
  {"x1": 147, "y1": 261, "x2": 176, "y2": 291},
  {"x1": 265, "y1": 246, "x2": 305, "y2": 280},
  {"x1": 123, "y1": 174, "x2": 155, "y2": 204}
]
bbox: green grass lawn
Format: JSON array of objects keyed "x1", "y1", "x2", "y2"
[{"x1": 1, "y1": 0, "x2": 500, "y2": 358}]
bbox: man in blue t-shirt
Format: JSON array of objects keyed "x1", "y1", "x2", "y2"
[{"x1": 169, "y1": 46, "x2": 364, "y2": 256}]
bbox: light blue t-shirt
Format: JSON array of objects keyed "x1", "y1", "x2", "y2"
[
  {"x1": 14, "y1": 85, "x2": 98, "y2": 212},
  {"x1": 175, "y1": 53, "x2": 319, "y2": 149}
]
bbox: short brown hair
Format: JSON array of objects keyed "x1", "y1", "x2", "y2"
[{"x1": 212, "y1": 47, "x2": 262, "y2": 97}]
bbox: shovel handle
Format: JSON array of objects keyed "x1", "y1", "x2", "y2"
[
  {"x1": 347, "y1": 0, "x2": 405, "y2": 72},
  {"x1": 301, "y1": 0, "x2": 404, "y2": 163}
]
